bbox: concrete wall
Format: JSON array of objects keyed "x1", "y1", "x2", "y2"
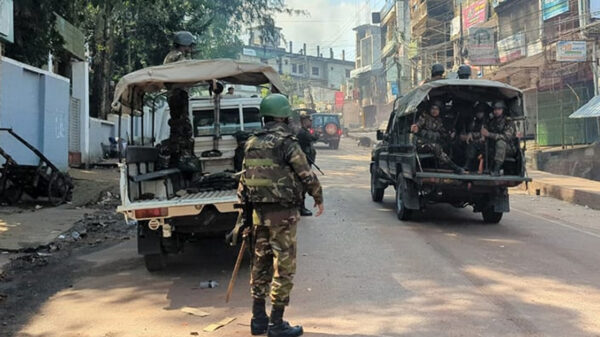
[
  {"x1": 88, "y1": 117, "x2": 115, "y2": 163},
  {"x1": 0, "y1": 56, "x2": 70, "y2": 171},
  {"x1": 529, "y1": 142, "x2": 600, "y2": 182}
]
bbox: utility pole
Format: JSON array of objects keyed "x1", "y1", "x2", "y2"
[{"x1": 459, "y1": 2, "x2": 464, "y2": 64}]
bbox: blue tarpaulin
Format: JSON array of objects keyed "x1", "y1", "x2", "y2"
[{"x1": 569, "y1": 95, "x2": 600, "y2": 118}]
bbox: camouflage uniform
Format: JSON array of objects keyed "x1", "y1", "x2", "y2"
[
  {"x1": 414, "y1": 113, "x2": 454, "y2": 166},
  {"x1": 163, "y1": 50, "x2": 197, "y2": 171},
  {"x1": 487, "y1": 115, "x2": 516, "y2": 163},
  {"x1": 296, "y1": 126, "x2": 317, "y2": 164},
  {"x1": 463, "y1": 116, "x2": 488, "y2": 169},
  {"x1": 239, "y1": 121, "x2": 323, "y2": 306}
]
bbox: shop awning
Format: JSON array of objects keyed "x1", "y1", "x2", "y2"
[{"x1": 569, "y1": 95, "x2": 600, "y2": 118}]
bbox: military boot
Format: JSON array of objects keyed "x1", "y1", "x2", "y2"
[
  {"x1": 300, "y1": 206, "x2": 313, "y2": 217},
  {"x1": 251, "y1": 298, "x2": 269, "y2": 335},
  {"x1": 267, "y1": 305, "x2": 303, "y2": 337},
  {"x1": 491, "y1": 161, "x2": 503, "y2": 176}
]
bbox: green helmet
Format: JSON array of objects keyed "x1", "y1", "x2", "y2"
[
  {"x1": 260, "y1": 94, "x2": 292, "y2": 118},
  {"x1": 174, "y1": 31, "x2": 197, "y2": 47}
]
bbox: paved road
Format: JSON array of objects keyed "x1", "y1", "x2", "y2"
[{"x1": 15, "y1": 138, "x2": 600, "y2": 337}]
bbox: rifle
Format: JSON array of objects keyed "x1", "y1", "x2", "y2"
[{"x1": 307, "y1": 157, "x2": 325, "y2": 176}]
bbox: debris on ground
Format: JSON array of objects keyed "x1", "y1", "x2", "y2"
[
  {"x1": 180, "y1": 307, "x2": 210, "y2": 317},
  {"x1": 203, "y1": 317, "x2": 236, "y2": 332},
  {"x1": 199, "y1": 280, "x2": 219, "y2": 289}
]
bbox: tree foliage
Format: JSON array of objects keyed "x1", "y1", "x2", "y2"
[{"x1": 4, "y1": 0, "x2": 296, "y2": 117}]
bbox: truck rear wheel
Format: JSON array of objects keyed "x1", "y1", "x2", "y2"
[
  {"x1": 371, "y1": 169, "x2": 385, "y2": 202},
  {"x1": 482, "y1": 209, "x2": 503, "y2": 224},
  {"x1": 395, "y1": 179, "x2": 411, "y2": 221},
  {"x1": 144, "y1": 253, "x2": 166, "y2": 272}
]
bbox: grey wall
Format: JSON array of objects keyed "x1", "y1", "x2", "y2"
[
  {"x1": 0, "y1": 57, "x2": 70, "y2": 171},
  {"x1": 88, "y1": 117, "x2": 115, "y2": 163},
  {"x1": 530, "y1": 142, "x2": 600, "y2": 182}
]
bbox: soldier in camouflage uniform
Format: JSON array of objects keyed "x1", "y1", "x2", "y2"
[
  {"x1": 424, "y1": 64, "x2": 445, "y2": 83},
  {"x1": 238, "y1": 94, "x2": 324, "y2": 337},
  {"x1": 482, "y1": 101, "x2": 516, "y2": 176},
  {"x1": 411, "y1": 101, "x2": 464, "y2": 174},
  {"x1": 461, "y1": 102, "x2": 489, "y2": 171},
  {"x1": 296, "y1": 112, "x2": 318, "y2": 216},
  {"x1": 163, "y1": 31, "x2": 199, "y2": 173}
]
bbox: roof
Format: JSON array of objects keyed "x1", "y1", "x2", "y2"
[
  {"x1": 111, "y1": 59, "x2": 285, "y2": 115},
  {"x1": 397, "y1": 79, "x2": 524, "y2": 117},
  {"x1": 569, "y1": 95, "x2": 600, "y2": 118}
]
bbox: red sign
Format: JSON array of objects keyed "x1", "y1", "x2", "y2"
[
  {"x1": 335, "y1": 91, "x2": 344, "y2": 108},
  {"x1": 462, "y1": 0, "x2": 488, "y2": 32}
]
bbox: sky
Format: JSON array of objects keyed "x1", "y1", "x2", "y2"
[{"x1": 273, "y1": 0, "x2": 388, "y2": 61}]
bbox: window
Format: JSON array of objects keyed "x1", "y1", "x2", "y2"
[
  {"x1": 298, "y1": 64, "x2": 304, "y2": 74},
  {"x1": 292, "y1": 64, "x2": 297, "y2": 73},
  {"x1": 312, "y1": 67, "x2": 320, "y2": 76},
  {"x1": 193, "y1": 107, "x2": 261, "y2": 136},
  {"x1": 346, "y1": 69, "x2": 351, "y2": 78}
]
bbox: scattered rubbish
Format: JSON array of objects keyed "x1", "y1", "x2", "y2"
[
  {"x1": 58, "y1": 235, "x2": 66, "y2": 240},
  {"x1": 199, "y1": 280, "x2": 219, "y2": 289},
  {"x1": 181, "y1": 306, "x2": 210, "y2": 317},
  {"x1": 307, "y1": 288, "x2": 312, "y2": 292},
  {"x1": 203, "y1": 317, "x2": 236, "y2": 332},
  {"x1": 71, "y1": 231, "x2": 81, "y2": 240},
  {"x1": 35, "y1": 205, "x2": 42, "y2": 210},
  {"x1": 500, "y1": 245, "x2": 505, "y2": 248},
  {"x1": 36, "y1": 252, "x2": 52, "y2": 257},
  {"x1": 190, "y1": 332, "x2": 199, "y2": 336}
]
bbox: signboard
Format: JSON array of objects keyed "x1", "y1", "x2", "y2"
[
  {"x1": 592, "y1": 0, "x2": 600, "y2": 19},
  {"x1": 390, "y1": 82, "x2": 399, "y2": 96},
  {"x1": 556, "y1": 41, "x2": 587, "y2": 62},
  {"x1": 335, "y1": 91, "x2": 344, "y2": 108},
  {"x1": 498, "y1": 32, "x2": 526, "y2": 63},
  {"x1": 55, "y1": 14, "x2": 86, "y2": 60},
  {"x1": 0, "y1": 0, "x2": 14, "y2": 43},
  {"x1": 468, "y1": 27, "x2": 497, "y2": 65},
  {"x1": 542, "y1": 0, "x2": 569, "y2": 21},
  {"x1": 242, "y1": 48, "x2": 257, "y2": 57},
  {"x1": 527, "y1": 40, "x2": 543, "y2": 57},
  {"x1": 462, "y1": 0, "x2": 488, "y2": 32}
]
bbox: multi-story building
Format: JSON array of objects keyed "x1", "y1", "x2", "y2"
[
  {"x1": 409, "y1": 0, "x2": 454, "y2": 84},
  {"x1": 239, "y1": 27, "x2": 355, "y2": 110},
  {"x1": 374, "y1": 0, "x2": 412, "y2": 101},
  {"x1": 350, "y1": 24, "x2": 388, "y2": 127}
]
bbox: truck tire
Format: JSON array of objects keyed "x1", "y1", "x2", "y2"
[
  {"x1": 395, "y1": 178, "x2": 412, "y2": 221},
  {"x1": 371, "y1": 168, "x2": 385, "y2": 202},
  {"x1": 482, "y1": 209, "x2": 503, "y2": 224},
  {"x1": 144, "y1": 253, "x2": 166, "y2": 272}
]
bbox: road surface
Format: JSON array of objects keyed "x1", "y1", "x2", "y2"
[{"x1": 10, "y1": 137, "x2": 600, "y2": 337}]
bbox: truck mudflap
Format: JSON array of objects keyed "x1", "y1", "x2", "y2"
[{"x1": 415, "y1": 172, "x2": 531, "y2": 187}]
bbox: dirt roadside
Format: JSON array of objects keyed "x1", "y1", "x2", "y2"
[{"x1": 0, "y1": 169, "x2": 133, "y2": 336}]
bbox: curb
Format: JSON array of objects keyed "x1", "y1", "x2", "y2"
[{"x1": 519, "y1": 178, "x2": 600, "y2": 210}]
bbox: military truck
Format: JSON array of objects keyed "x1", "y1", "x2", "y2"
[
  {"x1": 111, "y1": 59, "x2": 285, "y2": 271},
  {"x1": 370, "y1": 79, "x2": 531, "y2": 224}
]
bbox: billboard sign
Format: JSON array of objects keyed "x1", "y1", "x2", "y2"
[
  {"x1": 542, "y1": 0, "x2": 569, "y2": 21},
  {"x1": 462, "y1": 0, "x2": 488, "y2": 32},
  {"x1": 468, "y1": 27, "x2": 497, "y2": 65},
  {"x1": 498, "y1": 32, "x2": 526, "y2": 63},
  {"x1": 556, "y1": 41, "x2": 587, "y2": 62},
  {"x1": 0, "y1": 0, "x2": 14, "y2": 43},
  {"x1": 335, "y1": 91, "x2": 344, "y2": 108}
]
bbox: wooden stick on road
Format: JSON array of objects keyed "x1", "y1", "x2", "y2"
[{"x1": 225, "y1": 229, "x2": 249, "y2": 303}]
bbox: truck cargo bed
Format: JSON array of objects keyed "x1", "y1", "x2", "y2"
[{"x1": 117, "y1": 189, "x2": 238, "y2": 212}]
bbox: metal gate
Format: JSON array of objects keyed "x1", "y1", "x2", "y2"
[{"x1": 68, "y1": 97, "x2": 81, "y2": 165}]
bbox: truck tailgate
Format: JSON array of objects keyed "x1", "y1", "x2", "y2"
[{"x1": 117, "y1": 189, "x2": 238, "y2": 213}]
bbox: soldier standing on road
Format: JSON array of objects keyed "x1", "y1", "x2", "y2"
[
  {"x1": 461, "y1": 102, "x2": 489, "y2": 171},
  {"x1": 296, "y1": 112, "x2": 318, "y2": 217},
  {"x1": 482, "y1": 101, "x2": 516, "y2": 176},
  {"x1": 238, "y1": 94, "x2": 324, "y2": 337},
  {"x1": 411, "y1": 101, "x2": 464, "y2": 174},
  {"x1": 163, "y1": 31, "x2": 199, "y2": 172}
]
